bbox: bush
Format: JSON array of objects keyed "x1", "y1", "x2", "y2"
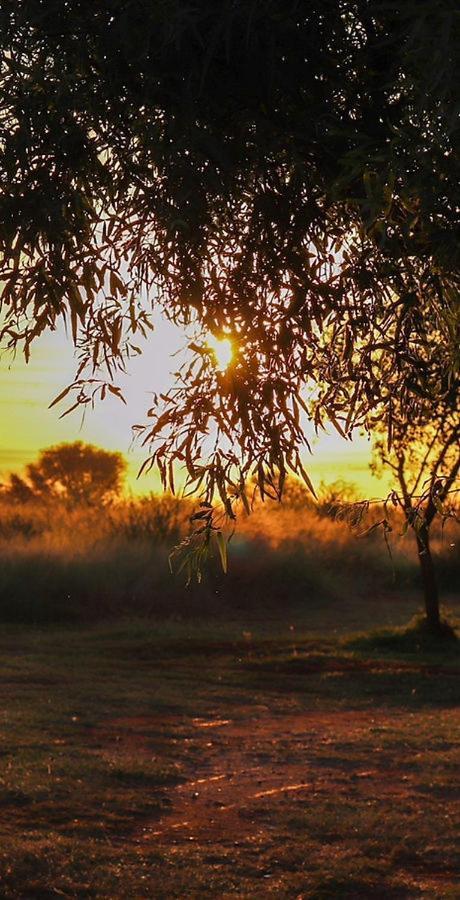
[{"x1": 108, "y1": 494, "x2": 192, "y2": 543}]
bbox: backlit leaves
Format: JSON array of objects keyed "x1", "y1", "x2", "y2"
[{"x1": 0, "y1": 1, "x2": 459, "y2": 579}]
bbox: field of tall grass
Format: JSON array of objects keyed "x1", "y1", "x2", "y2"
[{"x1": 0, "y1": 487, "x2": 458, "y2": 624}]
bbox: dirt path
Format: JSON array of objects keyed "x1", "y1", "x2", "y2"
[{"x1": 97, "y1": 706, "x2": 458, "y2": 848}]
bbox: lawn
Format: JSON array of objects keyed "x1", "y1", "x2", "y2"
[{"x1": 0, "y1": 598, "x2": 458, "y2": 898}]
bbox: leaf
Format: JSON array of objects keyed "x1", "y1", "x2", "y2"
[
  {"x1": 239, "y1": 485, "x2": 251, "y2": 515},
  {"x1": 107, "y1": 384, "x2": 127, "y2": 404},
  {"x1": 327, "y1": 410, "x2": 347, "y2": 439},
  {"x1": 48, "y1": 384, "x2": 73, "y2": 409},
  {"x1": 59, "y1": 401, "x2": 81, "y2": 419},
  {"x1": 70, "y1": 307, "x2": 78, "y2": 344},
  {"x1": 298, "y1": 463, "x2": 317, "y2": 499},
  {"x1": 215, "y1": 531, "x2": 228, "y2": 574},
  {"x1": 129, "y1": 297, "x2": 137, "y2": 333},
  {"x1": 356, "y1": 521, "x2": 383, "y2": 539},
  {"x1": 109, "y1": 270, "x2": 124, "y2": 297}
]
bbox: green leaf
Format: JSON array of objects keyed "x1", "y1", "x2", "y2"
[{"x1": 215, "y1": 531, "x2": 228, "y2": 574}]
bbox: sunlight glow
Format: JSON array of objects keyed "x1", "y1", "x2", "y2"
[
  {"x1": 0, "y1": 324, "x2": 393, "y2": 497},
  {"x1": 207, "y1": 334, "x2": 233, "y2": 372}
]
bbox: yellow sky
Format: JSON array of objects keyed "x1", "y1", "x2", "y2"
[{"x1": 0, "y1": 316, "x2": 392, "y2": 498}]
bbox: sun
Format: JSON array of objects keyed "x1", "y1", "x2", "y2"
[{"x1": 207, "y1": 334, "x2": 233, "y2": 372}]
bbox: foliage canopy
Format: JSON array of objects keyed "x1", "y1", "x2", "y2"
[
  {"x1": 372, "y1": 385, "x2": 459, "y2": 632},
  {"x1": 0, "y1": 1, "x2": 459, "y2": 513}
]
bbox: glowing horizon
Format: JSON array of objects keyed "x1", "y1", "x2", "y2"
[{"x1": 0, "y1": 319, "x2": 393, "y2": 499}]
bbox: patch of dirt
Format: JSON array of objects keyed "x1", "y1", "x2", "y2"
[
  {"x1": 87, "y1": 714, "x2": 184, "y2": 754},
  {"x1": 88, "y1": 707, "x2": 460, "y2": 847}
]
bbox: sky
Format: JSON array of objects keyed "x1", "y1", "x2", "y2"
[{"x1": 0, "y1": 316, "x2": 393, "y2": 498}]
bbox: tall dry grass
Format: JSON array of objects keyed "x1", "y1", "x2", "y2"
[{"x1": 0, "y1": 490, "x2": 457, "y2": 623}]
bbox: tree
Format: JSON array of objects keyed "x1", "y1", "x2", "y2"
[
  {"x1": 0, "y1": 3, "x2": 458, "y2": 530},
  {"x1": 2, "y1": 442, "x2": 126, "y2": 507},
  {"x1": 371, "y1": 392, "x2": 459, "y2": 635}
]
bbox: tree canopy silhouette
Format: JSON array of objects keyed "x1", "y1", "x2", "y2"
[
  {"x1": 2, "y1": 442, "x2": 126, "y2": 507},
  {"x1": 0, "y1": 1, "x2": 459, "y2": 512}
]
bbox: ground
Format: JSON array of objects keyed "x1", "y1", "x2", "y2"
[{"x1": 0, "y1": 596, "x2": 458, "y2": 898}]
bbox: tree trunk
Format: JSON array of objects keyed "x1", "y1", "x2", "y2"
[{"x1": 416, "y1": 527, "x2": 441, "y2": 633}]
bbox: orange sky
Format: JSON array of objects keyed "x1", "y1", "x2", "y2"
[{"x1": 0, "y1": 316, "x2": 392, "y2": 498}]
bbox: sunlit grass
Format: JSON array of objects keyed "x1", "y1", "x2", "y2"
[{"x1": 0, "y1": 492, "x2": 457, "y2": 624}]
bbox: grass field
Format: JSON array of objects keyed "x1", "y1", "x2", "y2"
[
  {"x1": 0, "y1": 596, "x2": 458, "y2": 899},
  {"x1": 0, "y1": 493, "x2": 458, "y2": 624}
]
